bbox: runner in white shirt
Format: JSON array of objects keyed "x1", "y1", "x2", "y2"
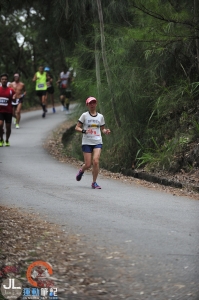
[
  {"x1": 75, "y1": 97, "x2": 111, "y2": 189},
  {"x1": 57, "y1": 66, "x2": 71, "y2": 112}
]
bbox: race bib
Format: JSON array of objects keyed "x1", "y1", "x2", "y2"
[
  {"x1": 87, "y1": 128, "x2": 100, "y2": 140},
  {"x1": 38, "y1": 83, "x2": 44, "y2": 88},
  {"x1": 12, "y1": 99, "x2": 19, "y2": 105},
  {"x1": 0, "y1": 97, "x2": 9, "y2": 106}
]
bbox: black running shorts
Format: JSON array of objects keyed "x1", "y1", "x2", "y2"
[
  {"x1": 0, "y1": 112, "x2": 12, "y2": 124},
  {"x1": 36, "y1": 90, "x2": 47, "y2": 97}
]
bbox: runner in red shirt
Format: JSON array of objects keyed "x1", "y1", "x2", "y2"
[{"x1": 0, "y1": 73, "x2": 16, "y2": 146}]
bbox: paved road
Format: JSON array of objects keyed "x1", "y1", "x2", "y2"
[{"x1": 0, "y1": 106, "x2": 199, "y2": 299}]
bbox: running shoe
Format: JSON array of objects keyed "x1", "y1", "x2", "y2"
[
  {"x1": 91, "y1": 182, "x2": 101, "y2": 189},
  {"x1": 0, "y1": 140, "x2": 4, "y2": 147},
  {"x1": 52, "y1": 107, "x2": 56, "y2": 113},
  {"x1": 4, "y1": 141, "x2": 10, "y2": 147},
  {"x1": 42, "y1": 112, "x2": 46, "y2": 118},
  {"x1": 16, "y1": 124, "x2": 20, "y2": 129},
  {"x1": 76, "y1": 169, "x2": 84, "y2": 181}
]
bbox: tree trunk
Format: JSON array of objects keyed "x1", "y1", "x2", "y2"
[
  {"x1": 92, "y1": 0, "x2": 102, "y2": 111},
  {"x1": 96, "y1": 0, "x2": 121, "y2": 127},
  {"x1": 194, "y1": 0, "x2": 199, "y2": 72},
  {"x1": 65, "y1": 0, "x2": 69, "y2": 19},
  {"x1": 95, "y1": 44, "x2": 103, "y2": 112}
]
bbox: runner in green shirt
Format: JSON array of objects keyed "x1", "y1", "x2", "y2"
[{"x1": 32, "y1": 66, "x2": 47, "y2": 118}]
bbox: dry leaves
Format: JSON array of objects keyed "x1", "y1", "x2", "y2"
[{"x1": 0, "y1": 206, "x2": 126, "y2": 299}]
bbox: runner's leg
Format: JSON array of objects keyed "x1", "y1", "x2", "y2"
[
  {"x1": 0, "y1": 120, "x2": 4, "y2": 141},
  {"x1": 12, "y1": 106, "x2": 16, "y2": 118},
  {"x1": 41, "y1": 94, "x2": 47, "y2": 114},
  {"x1": 51, "y1": 93, "x2": 55, "y2": 108},
  {"x1": 60, "y1": 94, "x2": 65, "y2": 109},
  {"x1": 46, "y1": 92, "x2": 48, "y2": 109},
  {"x1": 92, "y1": 148, "x2": 101, "y2": 183},
  {"x1": 16, "y1": 103, "x2": 22, "y2": 125},
  {"x1": 82, "y1": 152, "x2": 92, "y2": 172},
  {"x1": 5, "y1": 122, "x2": 11, "y2": 142}
]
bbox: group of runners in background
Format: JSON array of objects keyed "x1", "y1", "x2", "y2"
[
  {"x1": 32, "y1": 65, "x2": 73, "y2": 118},
  {"x1": 0, "y1": 65, "x2": 73, "y2": 146}
]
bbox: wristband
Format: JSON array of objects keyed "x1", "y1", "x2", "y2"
[{"x1": 82, "y1": 129, "x2": 86, "y2": 134}]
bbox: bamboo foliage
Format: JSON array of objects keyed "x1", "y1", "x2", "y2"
[{"x1": 96, "y1": 0, "x2": 121, "y2": 127}]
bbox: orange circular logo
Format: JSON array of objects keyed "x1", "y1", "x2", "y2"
[{"x1": 26, "y1": 261, "x2": 53, "y2": 287}]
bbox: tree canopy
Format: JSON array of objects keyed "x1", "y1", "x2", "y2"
[{"x1": 1, "y1": 0, "x2": 199, "y2": 172}]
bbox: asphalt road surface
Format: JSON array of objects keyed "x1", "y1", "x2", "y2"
[{"x1": 1, "y1": 106, "x2": 199, "y2": 299}]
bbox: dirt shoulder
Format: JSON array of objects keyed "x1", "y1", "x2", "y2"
[{"x1": 0, "y1": 205, "x2": 129, "y2": 300}]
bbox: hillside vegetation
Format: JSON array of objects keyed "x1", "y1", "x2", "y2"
[{"x1": 1, "y1": 0, "x2": 199, "y2": 175}]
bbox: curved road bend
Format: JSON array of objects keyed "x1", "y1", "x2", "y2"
[{"x1": 0, "y1": 105, "x2": 199, "y2": 299}]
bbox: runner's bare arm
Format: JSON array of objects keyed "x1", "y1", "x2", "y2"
[
  {"x1": 75, "y1": 121, "x2": 85, "y2": 133},
  {"x1": 23, "y1": 83, "x2": 27, "y2": 96},
  {"x1": 101, "y1": 125, "x2": 111, "y2": 135},
  {"x1": 32, "y1": 73, "x2": 37, "y2": 82}
]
